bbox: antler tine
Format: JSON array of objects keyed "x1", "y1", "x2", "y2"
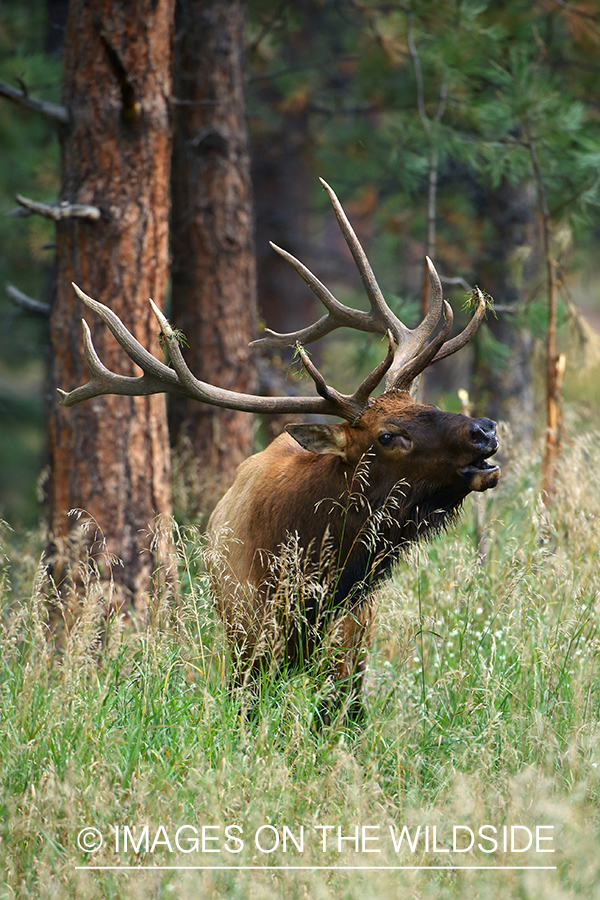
[
  {"x1": 70, "y1": 283, "x2": 182, "y2": 384},
  {"x1": 252, "y1": 312, "x2": 337, "y2": 349},
  {"x1": 57, "y1": 319, "x2": 174, "y2": 407},
  {"x1": 389, "y1": 301, "x2": 453, "y2": 391},
  {"x1": 295, "y1": 330, "x2": 396, "y2": 423},
  {"x1": 410, "y1": 256, "x2": 446, "y2": 347},
  {"x1": 353, "y1": 330, "x2": 396, "y2": 406},
  {"x1": 381, "y1": 257, "x2": 446, "y2": 386},
  {"x1": 249, "y1": 242, "x2": 381, "y2": 350},
  {"x1": 251, "y1": 186, "x2": 470, "y2": 395},
  {"x1": 429, "y1": 286, "x2": 488, "y2": 364},
  {"x1": 318, "y1": 178, "x2": 406, "y2": 339}
]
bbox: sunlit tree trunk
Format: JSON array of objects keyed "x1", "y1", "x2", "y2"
[{"x1": 47, "y1": 0, "x2": 175, "y2": 616}]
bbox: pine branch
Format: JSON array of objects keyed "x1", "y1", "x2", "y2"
[
  {"x1": 6, "y1": 283, "x2": 50, "y2": 316},
  {"x1": 0, "y1": 79, "x2": 69, "y2": 125},
  {"x1": 14, "y1": 194, "x2": 101, "y2": 222}
]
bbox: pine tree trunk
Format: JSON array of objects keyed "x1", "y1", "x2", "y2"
[
  {"x1": 47, "y1": 0, "x2": 175, "y2": 617},
  {"x1": 169, "y1": 0, "x2": 257, "y2": 514}
]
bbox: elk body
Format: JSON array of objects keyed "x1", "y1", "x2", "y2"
[
  {"x1": 60, "y1": 179, "x2": 500, "y2": 722},
  {"x1": 208, "y1": 396, "x2": 498, "y2": 720}
]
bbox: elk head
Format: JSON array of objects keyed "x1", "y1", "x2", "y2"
[{"x1": 287, "y1": 393, "x2": 499, "y2": 496}]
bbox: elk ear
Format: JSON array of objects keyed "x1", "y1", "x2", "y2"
[{"x1": 286, "y1": 423, "x2": 349, "y2": 458}]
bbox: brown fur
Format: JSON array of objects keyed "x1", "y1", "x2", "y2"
[{"x1": 208, "y1": 391, "x2": 500, "y2": 721}]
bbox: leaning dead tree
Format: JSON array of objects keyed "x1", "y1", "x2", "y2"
[{"x1": 528, "y1": 130, "x2": 566, "y2": 504}]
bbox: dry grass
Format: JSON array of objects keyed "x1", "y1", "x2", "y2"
[{"x1": 1, "y1": 407, "x2": 600, "y2": 898}]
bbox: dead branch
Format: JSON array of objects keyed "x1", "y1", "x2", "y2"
[
  {"x1": 0, "y1": 78, "x2": 69, "y2": 125},
  {"x1": 440, "y1": 275, "x2": 473, "y2": 292},
  {"x1": 14, "y1": 194, "x2": 101, "y2": 222},
  {"x1": 551, "y1": 0, "x2": 598, "y2": 20},
  {"x1": 407, "y1": 17, "x2": 448, "y2": 319},
  {"x1": 6, "y1": 283, "x2": 50, "y2": 316}
]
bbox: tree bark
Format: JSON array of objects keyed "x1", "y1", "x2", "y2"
[
  {"x1": 47, "y1": 0, "x2": 175, "y2": 616},
  {"x1": 169, "y1": 0, "x2": 257, "y2": 514}
]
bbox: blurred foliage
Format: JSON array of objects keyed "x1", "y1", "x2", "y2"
[
  {"x1": 0, "y1": 0, "x2": 61, "y2": 526},
  {"x1": 2, "y1": 0, "x2": 600, "y2": 526},
  {"x1": 246, "y1": 0, "x2": 600, "y2": 434},
  {"x1": 247, "y1": 0, "x2": 600, "y2": 278}
]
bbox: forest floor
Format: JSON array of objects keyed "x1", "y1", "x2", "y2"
[{"x1": 1, "y1": 403, "x2": 600, "y2": 899}]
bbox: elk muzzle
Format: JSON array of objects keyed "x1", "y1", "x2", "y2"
[{"x1": 459, "y1": 417, "x2": 500, "y2": 492}]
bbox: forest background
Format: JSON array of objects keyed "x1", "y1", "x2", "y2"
[
  {"x1": 2, "y1": 3, "x2": 600, "y2": 899},
  {"x1": 2, "y1": 0, "x2": 600, "y2": 538}
]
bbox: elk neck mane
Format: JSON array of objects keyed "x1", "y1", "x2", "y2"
[{"x1": 240, "y1": 430, "x2": 468, "y2": 610}]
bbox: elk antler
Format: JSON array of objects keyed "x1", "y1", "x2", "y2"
[
  {"x1": 252, "y1": 178, "x2": 487, "y2": 391},
  {"x1": 58, "y1": 284, "x2": 396, "y2": 423},
  {"x1": 59, "y1": 179, "x2": 488, "y2": 421}
]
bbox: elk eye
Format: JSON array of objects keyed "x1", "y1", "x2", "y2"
[{"x1": 378, "y1": 433, "x2": 394, "y2": 446}]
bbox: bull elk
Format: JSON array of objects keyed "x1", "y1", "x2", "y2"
[{"x1": 59, "y1": 179, "x2": 500, "y2": 723}]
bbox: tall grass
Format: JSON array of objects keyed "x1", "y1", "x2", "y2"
[{"x1": 1, "y1": 414, "x2": 600, "y2": 898}]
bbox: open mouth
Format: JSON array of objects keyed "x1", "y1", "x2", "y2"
[
  {"x1": 459, "y1": 445, "x2": 500, "y2": 491},
  {"x1": 459, "y1": 457, "x2": 499, "y2": 477}
]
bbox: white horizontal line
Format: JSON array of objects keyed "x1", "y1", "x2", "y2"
[{"x1": 76, "y1": 865, "x2": 558, "y2": 871}]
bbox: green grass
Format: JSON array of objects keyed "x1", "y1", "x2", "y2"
[{"x1": 1, "y1": 414, "x2": 600, "y2": 898}]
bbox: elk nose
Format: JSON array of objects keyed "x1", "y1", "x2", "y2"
[{"x1": 469, "y1": 418, "x2": 498, "y2": 449}]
